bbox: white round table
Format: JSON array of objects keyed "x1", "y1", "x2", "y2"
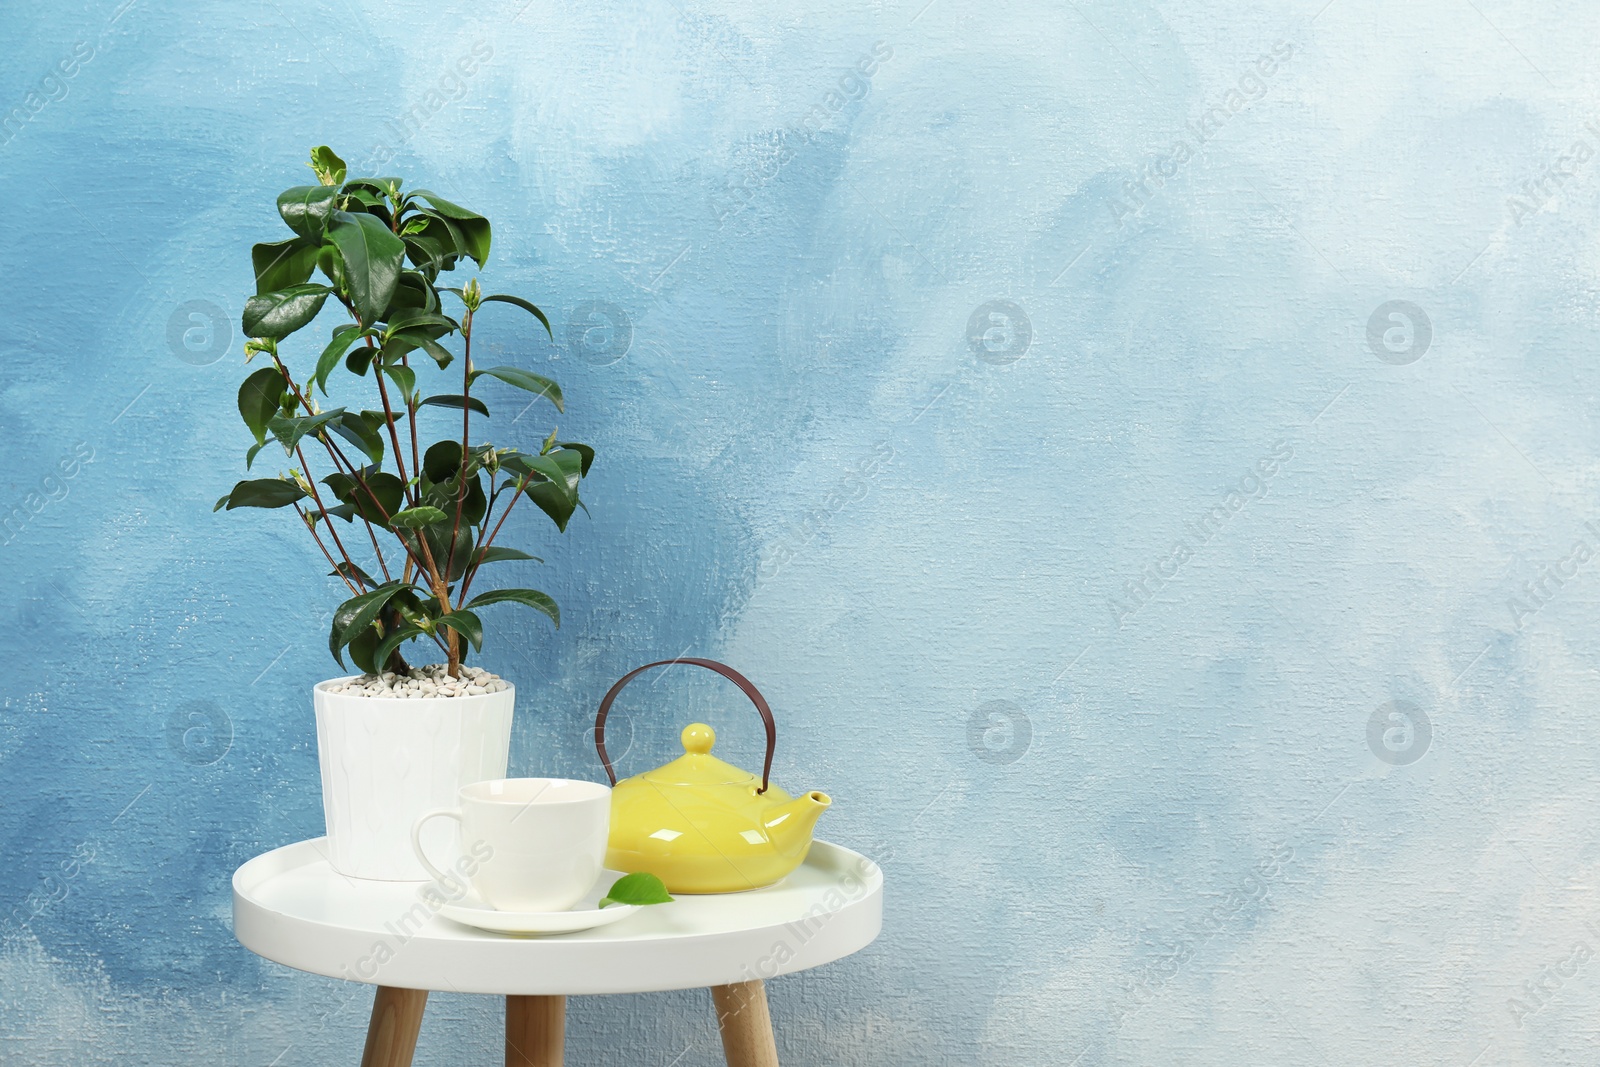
[{"x1": 233, "y1": 838, "x2": 883, "y2": 1066}]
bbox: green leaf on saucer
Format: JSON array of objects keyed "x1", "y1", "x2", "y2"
[{"x1": 599, "y1": 872, "x2": 674, "y2": 909}]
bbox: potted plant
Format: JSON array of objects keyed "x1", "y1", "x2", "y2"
[{"x1": 217, "y1": 146, "x2": 593, "y2": 879}]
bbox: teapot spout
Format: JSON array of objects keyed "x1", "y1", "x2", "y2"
[{"x1": 764, "y1": 790, "x2": 832, "y2": 857}]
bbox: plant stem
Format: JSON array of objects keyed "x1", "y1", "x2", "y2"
[
  {"x1": 295, "y1": 504, "x2": 361, "y2": 598},
  {"x1": 330, "y1": 463, "x2": 418, "y2": 573},
  {"x1": 369, "y1": 343, "x2": 416, "y2": 508},
  {"x1": 405, "y1": 352, "x2": 421, "y2": 498},
  {"x1": 267, "y1": 356, "x2": 397, "y2": 584},
  {"x1": 356, "y1": 512, "x2": 392, "y2": 582},
  {"x1": 293, "y1": 444, "x2": 365, "y2": 589},
  {"x1": 437, "y1": 311, "x2": 477, "y2": 677},
  {"x1": 316, "y1": 441, "x2": 399, "y2": 583},
  {"x1": 445, "y1": 310, "x2": 474, "y2": 580},
  {"x1": 318, "y1": 451, "x2": 439, "y2": 622},
  {"x1": 457, "y1": 474, "x2": 525, "y2": 604},
  {"x1": 341, "y1": 505, "x2": 391, "y2": 584},
  {"x1": 408, "y1": 529, "x2": 458, "y2": 675},
  {"x1": 457, "y1": 480, "x2": 504, "y2": 603}
]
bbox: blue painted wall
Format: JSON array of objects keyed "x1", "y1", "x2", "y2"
[{"x1": 4, "y1": 0, "x2": 1599, "y2": 1062}]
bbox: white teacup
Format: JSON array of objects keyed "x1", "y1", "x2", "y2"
[{"x1": 411, "y1": 778, "x2": 611, "y2": 913}]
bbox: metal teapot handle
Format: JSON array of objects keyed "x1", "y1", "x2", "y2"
[{"x1": 594, "y1": 658, "x2": 776, "y2": 794}]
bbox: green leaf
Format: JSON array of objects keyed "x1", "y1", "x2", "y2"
[
  {"x1": 383, "y1": 363, "x2": 416, "y2": 403},
  {"x1": 502, "y1": 449, "x2": 583, "y2": 531},
  {"x1": 438, "y1": 521, "x2": 473, "y2": 579},
  {"x1": 323, "y1": 469, "x2": 404, "y2": 524},
  {"x1": 599, "y1": 872, "x2": 674, "y2": 909},
  {"x1": 309, "y1": 146, "x2": 347, "y2": 186},
  {"x1": 345, "y1": 344, "x2": 377, "y2": 377},
  {"x1": 522, "y1": 481, "x2": 577, "y2": 531},
  {"x1": 218, "y1": 478, "x2": 307, "y2": 510},
  {"x1": 470, "y1": 366, "x2": 563, "y2": 413},
  {"x1": 346, "y1": 623, "x2": 381, "y2": 674},
  {"x1": 315, "y1": 324, "x2": 368, "y2": 394},
  {"x1": 316, "y1": 242, "x2": 346, "y2": 290},
  {"x1": 393, "y1": 330, "x2": 455, "y2": 369},
  {"x1": 327, "y1": 210, "x2": 406, "y2": 325},
  {"x1": 387, "y1": 271, "x2": 439, "y2": 316},
  {"x1": 412, "y1": 442, "x2": 486, "y2": 540},
  {"x1": 403, "y1": 214, "x2": 466, "y2": 273},
  {"x1": 516, "y1": 450, "x2": 583, "y2": 495},
  {"x1": 252, "y1": 237, "x2": 320, "y2": 294},
  {"x1": 411, "y1": 190, "x2": 491, "y2": 265},
  {"x1": 558, "y1": 441, "x2": 595, "y2": 477},
  {"x1": 268, "y1": 409, "x2": 345, "y2": 455},
  {"x1": 482, "y1": 294, "x2": 553, "y2": 340},
  {"x1": 383, "y1": 310, "x2": 458, "y2": 337},
  {"x1": 389, "y1": 505, "x2": 448, "y2": 528},
  {"x1": 329, "y1": 561, "x2": 379, "y2": 587},
  {"x1": 329, "y1": 410, "x2": 385, "y2": 465},
  {"x1": 402, "y1": 234, "x2": 452, "y2": 278},
  {"x1": 244, "y1": 441, "x2": 269, "y2": 470},
  {"x1": 370, "y1": 624, "x2": 426, "y2": 675},
  {"x1": 329, "y1": 581, "x2": 412, "y2": 664},
  {"x1": 435, "y1": 609, "x2": 484, "y2": 653},
  {"x1": 465, "y1": 587, "x2": 559, "y2": 629},
  {"x1": 409, "y1": 523, "x2": 476, "y2": 583},
  {"x1": 344, "y1": 188, "x2": 387, "y2": 211},
  {"x1": 418, "y1": 394, "x2": 489, "y2": 417},
  {"x1": 408, "y1": 190, "x2": 479, "y2": 220},
  {"x1": 342, "y1": 176, "x2": 400, "y2": 197},
  {"x1": 238, "y1": 367, "x2": 285, "y2": 446},
  {"x1": 473, "y1": 546, "x2": 542, "y2": 566},
  {"x1": 242, "y1": 284, "x2": 331, "y2": 340},
  {"x1": 277, "y1": 184, "x2": 341, "y2": 238},
  {"x1": 422, "y1": 440, "x2": 465, "y2": 484}
]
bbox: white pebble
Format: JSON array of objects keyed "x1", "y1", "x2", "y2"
[{"x1": 333, "y1": 665, "x2": 506, "y2": 698}]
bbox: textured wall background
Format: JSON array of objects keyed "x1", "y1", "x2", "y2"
[{"x1": 3, "y1": 0, "x2": 1599, "y2": 1063}]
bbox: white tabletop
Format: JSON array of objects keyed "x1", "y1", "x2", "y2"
[{"x1": 233, "y1": 838, "x2": 883, "y2": 995}]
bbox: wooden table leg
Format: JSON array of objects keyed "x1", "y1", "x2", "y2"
[
  {"x1": 711, "y1": 981, "x2": 780, "y2": 1067},
  {"x1": 505, "y1": 994, "x2": 565, "y2": 1067},
  {"x1": 360, "y1": 986, "x2": 427, "y2": 1067}
]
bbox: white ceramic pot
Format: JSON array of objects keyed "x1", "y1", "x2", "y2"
[{"x1": 313, "y1": 677, "x2": 514, "y2": 880}]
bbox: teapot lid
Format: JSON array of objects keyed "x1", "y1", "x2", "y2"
[{"x1": 640, "y1": 724, "x2": 758, "y2": 786}]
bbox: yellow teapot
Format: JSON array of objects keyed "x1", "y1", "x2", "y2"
[{"x1": 594, "y1": 658, "x2": 831, "y2": 893}]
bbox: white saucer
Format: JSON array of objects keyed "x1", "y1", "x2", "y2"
[{"x1": 437, "y1": 873, "x2": 643, "y2": 936}]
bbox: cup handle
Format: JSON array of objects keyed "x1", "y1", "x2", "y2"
[{"x1": 410, "y1": 808, "x2": 464, "y2": 885}]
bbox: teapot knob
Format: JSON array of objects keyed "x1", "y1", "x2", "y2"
[{"x1": 681, "y1": 723, "x2": 715, "y2": 754}]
